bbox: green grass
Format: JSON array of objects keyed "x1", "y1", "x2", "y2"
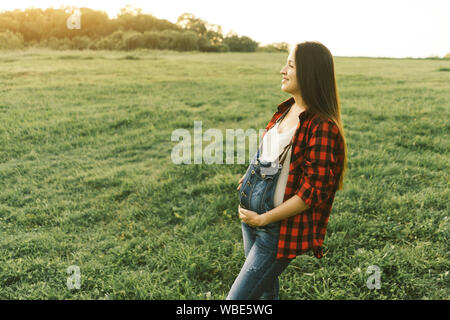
[{"x1": 0, "y1": 48, "x2": 449, "y2": 300}]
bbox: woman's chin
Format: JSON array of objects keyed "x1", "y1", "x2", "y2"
[{"x1": 281, "y1": 85, "x2": 291, "y2": 93}]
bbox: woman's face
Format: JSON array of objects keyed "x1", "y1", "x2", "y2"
[{"x1": 280, "y1": 48, "x2": 300, "y2": 95}]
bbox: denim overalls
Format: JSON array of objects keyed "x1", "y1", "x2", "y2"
[
  {"x1": 228, "y1": 107, "x2": 294, "y2": 300},
  {"x1": 239, "y1": 108, "x2": 292, "y2": 215}
]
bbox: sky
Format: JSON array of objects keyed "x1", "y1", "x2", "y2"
[{"x1": 1, "y1": 0, "x2": 449, "y2": 58}]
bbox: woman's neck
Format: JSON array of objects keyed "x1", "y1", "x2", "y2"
[{"x1": 291, "y1": 94, "x2": 307, "y2": 116}]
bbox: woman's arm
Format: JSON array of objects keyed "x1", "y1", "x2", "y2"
[
  {"x1": 238, "y1": 195, "x2": 309, "y2": 227},
  {"x1": 260, "y1": 195, "x2": 310, "y2": 225}
]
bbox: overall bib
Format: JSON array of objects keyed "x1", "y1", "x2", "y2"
[{"x1": 239, "y1": 108, "x2": 292, "y2": 215}]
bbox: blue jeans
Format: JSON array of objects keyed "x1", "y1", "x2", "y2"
[{"x1": 226, "y1": 221, "x2": 292, "y2": 300}]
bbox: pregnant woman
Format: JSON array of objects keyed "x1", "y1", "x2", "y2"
[{"x1": 227, "y1": 41, "x2": 348, "y2": 300}]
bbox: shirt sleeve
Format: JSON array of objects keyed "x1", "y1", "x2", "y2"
[{"x1": 295, "y1": 120, "x2": 341, "y2": 209}]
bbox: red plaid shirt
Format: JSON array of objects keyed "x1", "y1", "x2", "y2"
[{"x1": 261, "y1": 97, "x2": 345, "y2": 260}]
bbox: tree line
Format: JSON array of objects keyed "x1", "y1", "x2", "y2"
[{"x1": 0, "y1": 6, "x2": 289, "y2": 52}]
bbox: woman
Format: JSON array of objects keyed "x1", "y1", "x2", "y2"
[{"x1": 227, "y1": 41, "x2": 348, "y2": 300}]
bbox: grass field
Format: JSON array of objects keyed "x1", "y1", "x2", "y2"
[{"x1": 0, "y1": 49, "x2": 449, "y2": 299}]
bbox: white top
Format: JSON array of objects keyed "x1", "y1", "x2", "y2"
[
  {"x1": 274, "y1": 146, "x2": 292, "y2": 207},
  {"x1": 260, "y1": 121, "x2": 296, "y2": 163},
  {"x1": 259, "y1": 119, "x2": 298, "y2": 207}
]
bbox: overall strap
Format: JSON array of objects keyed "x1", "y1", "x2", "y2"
[
  {"x1": 278, "y1": 141, "x2": 292, "y2": 165},
  {"x1": 257, "y1": 107, "x2": 291, "y2": 157},
  {"x1": 275, "y1": 106, "x2": 294, "y2": 165},
  {"x1": 275, "y1": 107, "x2": 290, "y2": 126}
]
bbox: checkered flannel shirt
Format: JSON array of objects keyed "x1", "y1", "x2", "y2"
[{"x1": 261, "y1": 97, "x2": 345, "y2": 259}]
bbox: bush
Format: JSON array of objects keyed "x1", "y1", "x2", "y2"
[
  {"x1": 141, "y1": 31, "x2": 161, "y2": 49},
  {"x1": 170, "y1": 31, "x2": 199, "y2": 51},
  {"x1": 71, "y1": 36, "x2": 92, "y2": 50},
  {"x1": 26, "y1": 40, "x2": 39, "y2": 48},
  {"x1": 88, "y1": 40, "x2": 99, "y2": 50},
  {"x1": 92, "y1": 37, "x2": 113, "y2": 50},
  {"x1": 142, "y1": 30, "x2": 200, "y2": 51},
  {"x1": 12, "y1": 28, "x2": 252, "y2": 53},
  {"x1": 109, "y1": 30, "x2": 126, "y2": 50},
  {"x1": 198, "y1": 36, "x2": 229, "y2": 52},
  {"x1": 93, "y1": 30, "x2": 143, "y2": 51},
  {"x1": 223, "y1": 35, "x2": 258, "y2": 52},
  {"x1": 123, "y1": 31, "x2": 144, "y2": 50},
  {"x1": 40, "y1": 37, "x2": 71, "y2": 50},
  {"x1": 0, "y1": 30, "x2": 25, "y2": 49},
  {"x1": 143, "y1": 30, "x2": 171, "y2": 50}
]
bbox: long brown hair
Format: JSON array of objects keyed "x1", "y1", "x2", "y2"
[{"x1": 294, "y1": 41, "x2": 347, "y2": 190}]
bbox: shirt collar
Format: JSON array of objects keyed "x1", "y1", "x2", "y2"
[{"x1": 277, "y1": 97, "x2": 311, "y2": 120}]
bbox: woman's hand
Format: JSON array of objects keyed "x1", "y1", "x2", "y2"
[
  {"x1": 238, "y1": 205, "x2": 266, "y2": 227},
  {"x1": 237, "y1": 174, "x2": 245, "y2": 190}
]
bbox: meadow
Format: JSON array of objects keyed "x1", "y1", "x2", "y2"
[{"x1": 0, "y1": 49, "x2": 448, "y2": 299}]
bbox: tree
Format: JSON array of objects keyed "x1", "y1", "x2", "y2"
[
  {"x1": 176, "y1": 13, "x2": 207, "y2": 36},
  {"x1": 223, "y1": 35, "x2": 258, "y2": 52},
  {"x1": 0, "y1": 15, "x2": 20, "y2": 34},
  {"x1": 0, "y1": 7, "x2": 258, "y2": 52},
  {"x1": 119, "y1": 5, "x2": 142, "y2": 16},
  {"x1": 177, "y1": 13, "x2": 230, "y2": 52},
  {"x1": 114, "y1": 7, "x2": 180, "y2": 33}
]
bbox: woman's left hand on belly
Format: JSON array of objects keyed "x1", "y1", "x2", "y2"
[{"x1": 238, "y1": 205, "x2": 266, "y2": 227}]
